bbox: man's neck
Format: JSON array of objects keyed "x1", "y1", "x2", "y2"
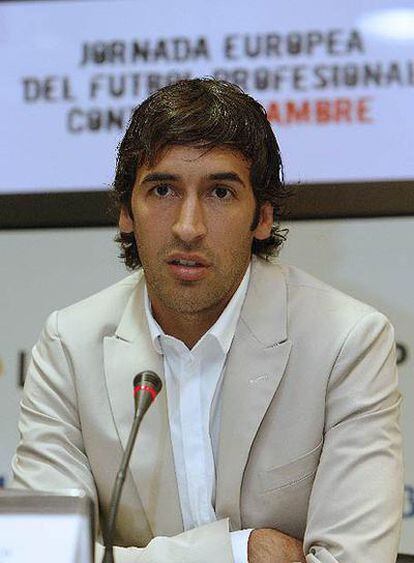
[
  {"x1": 145, "y1": 262, "x2": 251, "y2": 349},
  {"x1": 149, "y1": 300, "x2": 229, "y2": 349}
]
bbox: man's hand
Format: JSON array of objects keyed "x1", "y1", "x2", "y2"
[{"x1": 248, "y1": 528, "x2": 306, "y2": 563}]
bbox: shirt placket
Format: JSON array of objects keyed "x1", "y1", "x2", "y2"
[
  {"x1": 161, "y1": 339, "x2": 191, "y2": 530},
  {"x1": 179, "y1": 353, "x2": 211, "y2": 527}
]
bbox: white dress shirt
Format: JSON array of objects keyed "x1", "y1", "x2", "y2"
[{"x1": 144, "y1": 264, "x2": 252, "y2": 563}]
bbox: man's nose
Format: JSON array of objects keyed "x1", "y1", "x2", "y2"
[{"x1": 172, "y1": 196, "x2": 207, "y2": 243}]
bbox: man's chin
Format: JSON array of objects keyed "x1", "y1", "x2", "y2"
[{"x1": 160, "y1": 288, "x2": 226, "y2": 316}]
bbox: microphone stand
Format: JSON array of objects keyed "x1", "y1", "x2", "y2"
[
  {"x1": 101, "y1": 409, "x2": 146, "y2": 562},
  {"x1": 102, "y1": 371, "x2": 161, "y2": 563}
]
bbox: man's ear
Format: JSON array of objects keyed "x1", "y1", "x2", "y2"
[
  {"x1": 253, "y1": 202, "x2": 274, "y2": 240},
  {"x1": 119, "y1": 205, "x2": 134, "y2": 232}
]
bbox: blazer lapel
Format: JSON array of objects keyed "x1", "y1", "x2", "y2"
[
  {"x1": 215, "y1": 259, "x2": 292, "y2": 530},
  {"x1": 103, "y1": 274, "x2": 183, "y2": 537}
]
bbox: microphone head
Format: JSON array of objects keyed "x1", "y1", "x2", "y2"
[
  {"x1": 133, "y1": 371, "x2": 162, "y2": 413},
  {"x1": 133, "y1": 371, "x2": 162, "y2": 393}
]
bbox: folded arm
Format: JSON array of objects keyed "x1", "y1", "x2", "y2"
[
  {"x1": 244, "y1": 312, "x2": 402, "y2": 563},
  {"x1": 302, "y1": 312, "x2": 403, "y2": 562},
  {"x1": 11, "y1": 313, "x2": 234, "y2": 563}
]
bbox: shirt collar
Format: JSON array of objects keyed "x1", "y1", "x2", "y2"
[
  {"x1": 144, "y1": 263, "x2": 251, "y2": 355},
  {"x1": 144, "y1": 289, "x2": 164, "y2": 355}
]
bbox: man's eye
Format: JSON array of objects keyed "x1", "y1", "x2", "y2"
[
  {"x1": 212, "y1": 186, "x2": 232, "y2": 199},
  {"x1": 153, "y1": 185, "x2": 173, "y2": 197}
]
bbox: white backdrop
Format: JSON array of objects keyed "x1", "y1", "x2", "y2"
[
  {"x1": 0, "y1": 0, "x2": 414, "y2": 192},
  {"x1": 0, "y1": 218, "x2": 413, "y2": 552}
]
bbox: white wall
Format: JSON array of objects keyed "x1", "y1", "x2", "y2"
[{"x1": 0, "y1": 217, "x2": 412, "y2": 552}]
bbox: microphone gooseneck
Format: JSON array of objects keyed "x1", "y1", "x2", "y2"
[{"x1": 102, "y1": 371, "x2": 162, "y2": 563}]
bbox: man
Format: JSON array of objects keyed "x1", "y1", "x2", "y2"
[{"x1": 12, "y1": 79, "x2": 403, "y2": 562}]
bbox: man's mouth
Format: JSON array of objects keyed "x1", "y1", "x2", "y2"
[
  {"x1": 170, "y1": 259, "x2": 203, "y2": 267},
  {"x1": 167, "y1": 255, "x2": 210, "y2": 281}
]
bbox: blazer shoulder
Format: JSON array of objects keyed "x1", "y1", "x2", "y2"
[
  {"x1": 51, "y1": 271, "x2": 143, "y2": 341},
  {"x1": 276, "y1": 260, "x2": 388, "y2": 329}
]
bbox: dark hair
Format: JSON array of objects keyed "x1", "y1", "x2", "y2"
[{"x1": 112, "y1": 78, "x2": 289, "y2": 270}]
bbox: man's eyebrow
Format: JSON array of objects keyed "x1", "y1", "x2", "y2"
[
  {"x1": 140, "y1": 171, "x2": 246, "y2": 185},
  {"x1": 208, "y1": 172, "x2": 245, "y2": 185},
  {"x1": 141, "y1": 172, "x2": 179, "y2": 184}
]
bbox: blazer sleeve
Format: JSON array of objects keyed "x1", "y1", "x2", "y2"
[
  {"x1": 11, "y1": 312, "x2": 234, "y2": 563},
  {"x1": 12, "y1": 311, "x2": 99, "y2": 505},
  {"x1": 303, "y1": 311, "x2": 403, "y2": 562}
]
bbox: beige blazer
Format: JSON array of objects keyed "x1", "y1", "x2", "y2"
[{"x1": 12, "y1": 258, "x2": 403, "y2": 562}]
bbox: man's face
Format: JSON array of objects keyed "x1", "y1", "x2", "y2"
[{"x1": 119, "y1": 145, "x2": 273, "y2": 320}]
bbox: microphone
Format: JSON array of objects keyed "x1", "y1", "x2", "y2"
[
  {"x1": 102, "y1": 371, "x2": 162, "y2": 563},
  {"x1": 133, "y1": 371, "x2": 163, "y2": 419}
]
